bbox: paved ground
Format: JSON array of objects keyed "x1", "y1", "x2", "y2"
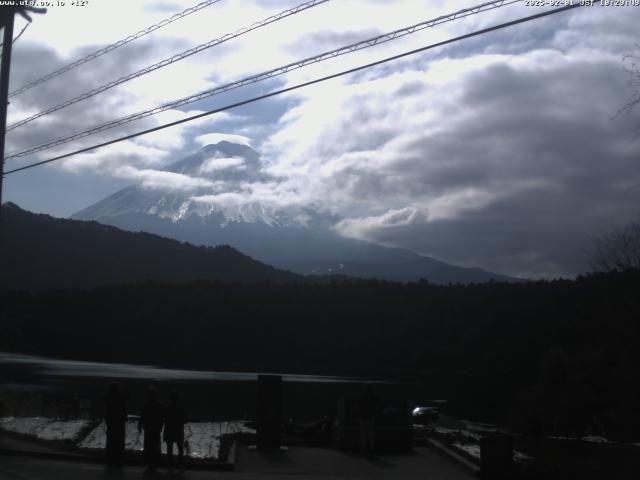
[
  {"x1": 0, "y1": 445, "x2": 475, "y2": 480},
  {"x1": 0, "y1": 434, "x2": 63, "y2": 454}
]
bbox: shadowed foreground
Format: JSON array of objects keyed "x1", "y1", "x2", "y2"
[{"x1": 0, "y1": 445, "x2": 474, "y2": 480}]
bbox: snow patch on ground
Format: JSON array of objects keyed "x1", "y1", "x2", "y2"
[
  {"x1": 582, "y1": 435, "x2": 611, "y2": 444},
  {"x1": 514, "y1": 450, "x2": 532, "y2": 461},
  {"x1": 2, "y1": 416, "x2": 255, "y2": 460},
  {"x1": 452, "y1": 441, "x2": 532, "y2": 462},
  {"x1": 78, "y1": 419, "x2": 143, "y2": 452},
  {"x1": 463, "y1": 421, "x2": 504, "y2": 433},
  {"x1": 77, "y1": 419, "x2": 255, "y2": 459},
  {"x1": 0, "y1": 417, "x2": 89, "y2": 442},
  {"x1": 546, "y1": 434, "x2": 620, "y2": 445},
  {"x1": 433, "y1": 426, "x2": 481, "y2": 441},
  {"x1": 412, "y1": 423, "x2": 431, "y2": 431},
  {"x1": 453, "y1": 442, "x2": 480, "y2": 459},
  {"x1": 185, "y1": 421, "x2": 255, "y2": 459}
]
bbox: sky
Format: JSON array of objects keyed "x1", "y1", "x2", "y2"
[{"x1": 3, "y1": 0, "x2": 640, "y2": 279}]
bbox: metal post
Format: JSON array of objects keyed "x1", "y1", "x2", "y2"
[{"x1": 0, "y1": 11, "x2": 16, "y2": 218}]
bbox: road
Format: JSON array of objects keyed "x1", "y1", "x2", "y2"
[{"x1": 0, "y1": 445, "x2": 475, "y2": 480}]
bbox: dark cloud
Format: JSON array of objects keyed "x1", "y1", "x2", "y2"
[
  {"x1": 5, "y1": 35, "x2": 196, "y2": 164},
  {"x1": 343, "y1": 183, "x2": 639, "y2": 278},
  {"x1": 7, "y1": 41, "x2": 144, "y2": 147},
  {"x1": 317, "y1": 51, "x2": 640, "y2": 277}
]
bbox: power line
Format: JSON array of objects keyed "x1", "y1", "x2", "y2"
[
  {"x1": 8, "y1": 0, "x2": 223, "y2": 98},
  {"x1": 4, "y1": 3, "x2": 581, "y2": 176},
  {"x1": 12, "y1": 22, "x2": 29, "y2": 44},
  {"x1": 0, "y1": 21, "x2": 29, "y2": 49},
  {"x1": 6, "y1": 0, "x2": 330, "y2": 132},
  {"x1": 6, "y1": 0, "x2": 520, "y2": 159}
]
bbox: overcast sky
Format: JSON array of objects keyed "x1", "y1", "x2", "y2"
[{"x1": 3, "y1": 0, "x2": 640, "y2": 278}]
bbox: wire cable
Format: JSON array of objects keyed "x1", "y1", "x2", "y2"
[
  {"x1": 0, "y1": 21, "x2": 29, "y2": 49},
  {"x1": 8, "y1": 0, "x2": 223, "y2": 98},
  {"x1": 11, "y1": 22, "x2": 29, "y2": 44},
  {"x1": 6, "y1": 0, "x2": 330, "y2": 132},
  {"x1": 3, "y1": 4, "x2": 581, "y2": 176},
  {"x1": 6, "y1": 0, "x2": 520, "y2": 158}
]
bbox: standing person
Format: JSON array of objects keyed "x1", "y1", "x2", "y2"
[
  {"x1": 359, "y1": 384, "x2": 377, "y2": 454},
  {"x1": 104, "y1": 382, "x2": 127, "y2": 467},
  {"x1": 164, "y1": 391, "x2": 188, "y2": 466},
  {"x1": 138, "y1": 387, "x2": 164, "y2": 469}
]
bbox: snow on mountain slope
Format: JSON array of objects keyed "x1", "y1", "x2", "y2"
[
  {"x1": 73, "y1": 141, "x2": 519, "y2": 284},
  {"x1": 75, "y1": 141, "x2": 335, "y2": 227}
]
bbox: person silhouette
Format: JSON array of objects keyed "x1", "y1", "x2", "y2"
[
  {"x1": 138, "y1": 387, "x2": 164, "y2": 469},
  {"x1": 104, "y1": 382, "x2": 127, "y2": 467},
  {"x1": 163, "y1": 391, "x2": 187, "y2": 466}
]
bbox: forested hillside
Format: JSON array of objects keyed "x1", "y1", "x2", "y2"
[{"x1": 0, "y1": 202, "x2": 300, "y2": 288}]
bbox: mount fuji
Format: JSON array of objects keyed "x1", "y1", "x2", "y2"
[{"x1": 72, "y1": 141, "x2": 517, "y2": 284}]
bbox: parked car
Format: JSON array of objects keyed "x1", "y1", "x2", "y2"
[{"x1": 412, "y1": 406, "x2": 439, "y2": 425}]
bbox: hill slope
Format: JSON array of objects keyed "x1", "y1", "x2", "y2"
[{"x1": 0, "y1": 202, "x2": 300, "y2": 289}]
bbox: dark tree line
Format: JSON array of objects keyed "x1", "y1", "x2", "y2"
[{"x1": 2, "y1": 269, "x2": 639, "y2": 440}]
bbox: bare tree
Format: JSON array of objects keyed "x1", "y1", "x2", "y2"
[
  {"x1": 620, "y1": 44, "x2": 640, "y2": 124},
  {"x1": 591, "y1": 220, "x2": 640, "y2": 272}
]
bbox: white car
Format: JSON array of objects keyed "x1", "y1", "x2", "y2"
[{"x1": 412, "y1": 406, "x2": 439, "y2": 425}]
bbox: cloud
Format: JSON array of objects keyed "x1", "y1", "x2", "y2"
[
  {"x1": 259, "y1": 11, "x2": 640, "y2": 277},
  {"x1": 195, "y1": 133, "x2": 253, "y2": 147},
  {"x1": 189, "y1": 192, "x2": 278, "y2": 224},
  {"x1": 114, "y1": 166, "x2": 218, "y2": 192},
  {"x1": 58, "y1": 142, "x2": 168, "y2": 174},
  {"x1": 188, "y1": 182, "x2": 315, "y2": 225},
  {"x1": 58, "y1": 141, "x2": 218, "y2": 192},
  {"x1": 198, "y1": 156, "x2": 245, "y2": 173},
  {"x1": 335, "y1": 207, "x2": 423, "y2": 239}
]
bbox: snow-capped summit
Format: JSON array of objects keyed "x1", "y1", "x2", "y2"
[
  {"x1": 73, "y1": 141, "x2": 518, "y2": 284},
  {"x1": 171, "y1": 141, "x2": 264, "y2": 182},
  {"x1": 74, "y1": 141, "x2": 331, "y2": 228}
]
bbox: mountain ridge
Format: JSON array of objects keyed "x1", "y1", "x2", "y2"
[
  {"x1": 72, "y1": 141, "x2": 521, "y2": 284},
  {"x1": 0, "y1": 202, "x2": 302, "y2": 290}
]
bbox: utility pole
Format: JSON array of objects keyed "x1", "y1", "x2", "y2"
[
  {"x1": 0, "y1": 9, "x2": 15, "y2": 217},
  {"x1": 0, "y1": 4, "x2": 45, "y2": 218}
]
